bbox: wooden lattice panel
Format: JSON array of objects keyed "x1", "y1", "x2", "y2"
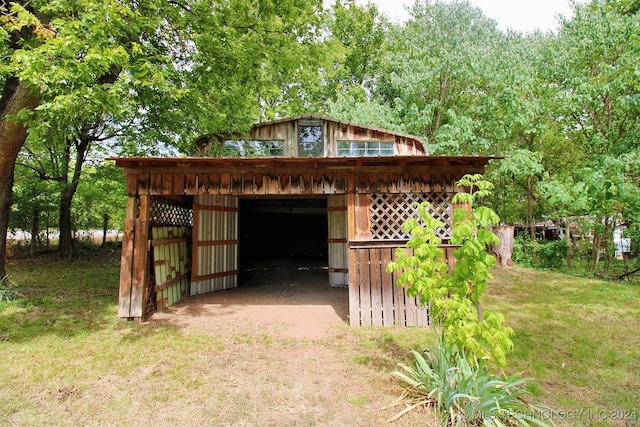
[
  {"x1": 369, "y1": 193, "x2": 453, "y2": 240},
  {"x1": 150, "y1": 197, "x2": 193, "y2": 227}
]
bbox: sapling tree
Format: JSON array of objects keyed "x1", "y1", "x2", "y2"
[{"x1": 387, "y1": 174, "x2": 514, "y2": 366}]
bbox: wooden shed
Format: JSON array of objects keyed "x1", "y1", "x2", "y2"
[{"x1": 112, "y1": 115, "x2": 494, "y2": 326}]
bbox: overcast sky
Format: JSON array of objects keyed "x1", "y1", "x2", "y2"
[{"x1": 360, "y1": 0, "x2": 587, "y2": 33}]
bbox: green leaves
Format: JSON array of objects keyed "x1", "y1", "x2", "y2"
[
  {"x1": 388, "y1": 175, "x2": 513, "y2": 366},
  {"x1": 389, "y1": 336, "x2": 551, "y2": 425}
]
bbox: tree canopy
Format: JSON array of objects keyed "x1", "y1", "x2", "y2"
[{"x1": 2, "y1": 0, "x2": 639, "y2": 274}]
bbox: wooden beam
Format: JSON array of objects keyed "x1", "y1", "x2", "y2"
[
  {"x1": 129, "y1": 195, "x2": 150, "y2": 319},
  {"x1": 118, "y1": 197, "x2": 137, "y2": 318}
]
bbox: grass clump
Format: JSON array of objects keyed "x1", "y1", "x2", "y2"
[
  {"x1": 0, "y1": 276, "x2": 19, "y2": 303},
  {"x1": 388, "y1": 336, "x2": 554, "y2": 426}
]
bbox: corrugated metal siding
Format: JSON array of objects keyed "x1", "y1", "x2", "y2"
[
  {"x1": 191, "y1": 194, "x2": 239, "y2": 295},
  {"x1": 328, "y1": 195, "x2": 348, "y2": 287},
  {"x1": 151, "y1": 226, "x2": 191, "y2": 310}
]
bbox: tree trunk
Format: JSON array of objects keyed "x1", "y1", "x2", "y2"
[
  {"x1": 29, "y1": 208, "x2": 39, "y2": 257},
  {"x1": 102, "y1": 213, "x2": 109, "y2": 246},
  {"x1": 0, "y1": 77, "x2": 40, "y2": 281},
  {"x1": 58, "y1": 186, "x2": 74, "y2": 259},
  {"x1": 489, "y1": 225, "x2": 514, "y2": 266},
  {"x1": 57, "y1": 135, "x2": 89, "y2": 258},
  {"x1": 564, "y1": 218, "x2": 573, "y2": 268},
  {"x1": 527, "y1": 175, "x2": 535, "y2": 240},
  {"x1": 45, "y1": 210, "x2": 50, "y2": 247},
  {"x1": 592, "y1": 220, "x2": 602, "y2": 269}
]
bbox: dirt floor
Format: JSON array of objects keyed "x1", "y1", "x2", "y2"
[
  {"x1": 149, "y1": 259, "x2": 432, "y2": 426},
  {"x1": 153, "y1": 259, "x2": 349, "y2": 340}
]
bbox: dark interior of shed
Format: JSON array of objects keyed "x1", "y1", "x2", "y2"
[{"x1": 238, "y1": 198, "x2": 329, "y2": 286}]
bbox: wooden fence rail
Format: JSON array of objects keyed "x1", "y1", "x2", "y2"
[{"x1": 349, "y1": 243, "x2": 457, "y2": 327}]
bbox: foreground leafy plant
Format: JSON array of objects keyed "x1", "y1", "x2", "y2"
[
  {"x1": 388, "y1": 338, "x2": 554, "y2": 426},
  {"x1": 387, "y1": 174, "x2": 514, "y2": 365}
]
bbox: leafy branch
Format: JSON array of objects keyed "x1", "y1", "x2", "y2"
[{"x1": 387, "y1": 174, "x2": 514, "y2": 366}]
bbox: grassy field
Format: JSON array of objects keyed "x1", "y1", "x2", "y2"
[{"x1": 0, "y1": 249, "x2": 639, "y2": 426}]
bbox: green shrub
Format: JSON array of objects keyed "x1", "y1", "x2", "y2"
[
  {"x1": 513, "y1": 235, "x2": 567, "y2": 270},
  {"x1": 512, "y1": 234, "x2": 539, "y2": 267},
  {"x1": 535, "y1": 240, "x2": 567, "y2": 269},
  {"x1": 387, "y1": 175, "x2": 514, "y2": 366},
  {"x1": 389, "y1": 337, "x2": 554, "y2": 426}
]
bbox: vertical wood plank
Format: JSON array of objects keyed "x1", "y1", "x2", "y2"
[
  {"x1": 380, "y1": 248, "x2": 395, "y2": 326},
  {"x1": 161, "y1": 174, "x2": 173, "y2": 195},
  {"x1": 130, "y1": 195, "x2": 150, "y2": 318},
  {"x1": 369, "y1": 248, "x2": 383, "y2": 326},
  {"x1": 353, "y1": 194, "x2": 370, "y2": 240},
  {"x1": 416, "y1": 295, "x2": 429, "y2": 327},
  {"x1": 173, "y1": 174, "x2": 185, "y2": 195},
  {"x1": 185, "y1": 174, "x2": 197, "y2": 194},
  {"x1": 126, "y1": 174, "x2": 137, "y2": 195},
  {"x1": 117, "y1": 197, "x2": 137, "y2": 317},
  {"x1": 358, "y1": 249, "x2": 372, "y2": 326},
  {"x1": 393, "y1": 249, "x2": 407, "y2": 326},
  {"x1": 404, "y1": 293, "x2": 418, "y2": 327},
  {"x1": 348, "y1": 247, "x2": 360, "y2": 327},
  {"x1": 150, "y1": 174, "x2": 163, "y2": 195},
  {"x1": 130, "y1": 226, "x2": 149, "y2": 317}
]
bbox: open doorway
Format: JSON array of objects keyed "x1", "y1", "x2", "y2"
[{"x1": 238, "y1": 198, "x2": 329, "y2": 287}]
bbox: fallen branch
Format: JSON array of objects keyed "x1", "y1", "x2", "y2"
[{"x1": 618, "y1": 266, "x2": 640, "y2": 280}]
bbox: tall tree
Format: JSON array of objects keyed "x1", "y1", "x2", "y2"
[
  {"x1": 2, "y1": 0, "x2": 325, "y2": 266},
  {"x1": 0, "y1": 1, "x2": 45, "y2": 278},
  {"x1": 2, "y1": 0, "x2": 184, "y2": 259},
  {"x1": 379, "y1": 0, "x2": 503, "y2": 153},
  {"x1": 324, "y1": 1, "x2": 401, "y2": 129},
  {"x1": 543, "y1": 0, "x2": 640, "y2": 268}
]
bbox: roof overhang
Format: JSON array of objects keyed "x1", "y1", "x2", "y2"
[
  {"x1": 109, "y1": 155, "x2": 500, "y2": 173},
  {"x1": 108, "y1": 155, "x2": 502, "y2": 196}
]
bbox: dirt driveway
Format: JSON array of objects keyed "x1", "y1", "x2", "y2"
[
  {"x1": 149, "y1": 260, "x2": 432, "y2": 426},
  {"x1": 153, "y1": 260, "x2": 349, "y2": 339}
]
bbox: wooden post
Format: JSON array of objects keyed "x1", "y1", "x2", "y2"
[
  {"x1": 347, "y1": 193, "x2": 360, "y2": 327},
  {"x1": 118, "y1": 197, "x2": 137, "y2": 318},
  {"x1": 118, "y1": 195, "x2": 150, "y2": 320},
  {"x1": 130, "y1": 195, "x2": 150, "y2": 319}
]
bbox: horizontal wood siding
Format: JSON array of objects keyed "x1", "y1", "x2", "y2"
[
  {"x1": 349, "y1": 244, "x2": 458, "y2": 327},
  {"x1": 245, "y1": 116, "x2": 425, "y2": 157},
  {"x1": 151, "y1": 226, "x2": 191, "y2": 310}
]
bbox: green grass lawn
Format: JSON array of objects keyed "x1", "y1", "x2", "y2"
[
  {"x1": 484, "y1": 267, "x2": 640, "y2": 426},
  {"x1": 1, "y1": 249, "x2": 638, "y2": 426}
]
